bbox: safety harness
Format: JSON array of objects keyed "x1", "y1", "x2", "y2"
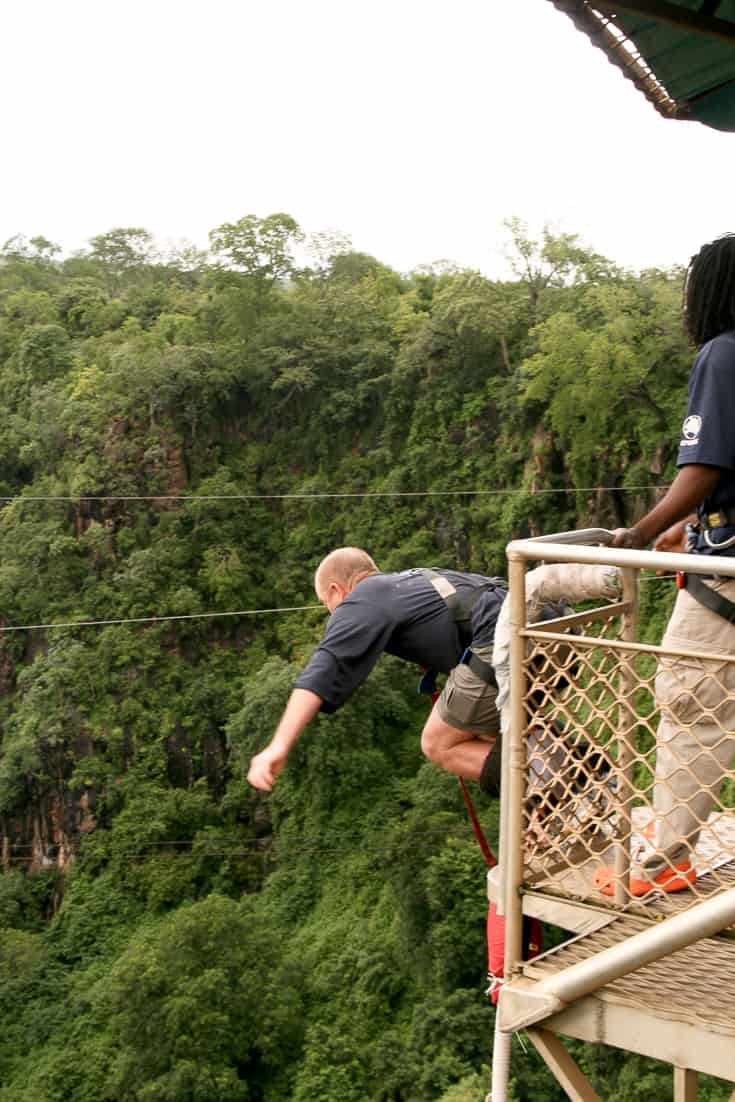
[
  {"x1": 676, "y1": 517, "x2": 735, "y2": 622},
  {"x1": 415, "y1": 568, "x2": 503, "y2": 689},
  {"x1": 676, "y1": 571, "x2": 735, "y2": 621},
  {"x1": 415, "y1": 568, "x2": 502, "y2": 793}
]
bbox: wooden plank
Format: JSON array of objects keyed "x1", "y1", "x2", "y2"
[
  {"x1": 674, "y1": 1067, "x2": 698, "y2": 1102},
  {"x1": 526, "y1": 1028, "x2": 603, "y2": 1102}
]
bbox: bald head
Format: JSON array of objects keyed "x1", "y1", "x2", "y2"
[{"x1": 314, "y1": 547, "x2": 379, "y2": 609}]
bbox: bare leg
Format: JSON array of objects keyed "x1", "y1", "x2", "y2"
[{"x1": 420, "y1": 704, "x2": 496, "y2": 780}]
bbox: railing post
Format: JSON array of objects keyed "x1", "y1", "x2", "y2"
[
  {"x1": 615, "y1": 566, "x2": 639, "y2": 904},
  {"x1": 674, "y1": 1067, "x2": 698, "y2": 1102},
  {"x1": 503, "y1": 551, "x2": 527, "y2": 974}
]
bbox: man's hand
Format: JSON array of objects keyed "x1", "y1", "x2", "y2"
[
  {"x1": 245, "y1": 688, "x2": 324, "y2": 793},
  {"x1": 247, "y1": 745, "x2": 288, "y2": 792},
  {"x1": 609, "y1": 466, "x2": 719, "y2": 553},
  {"x1": 654, "y1": 517, "x2": 692, "y2": 555},
  {"x1": 610, "y1": 527, "x2": 646, "y2": 549}
]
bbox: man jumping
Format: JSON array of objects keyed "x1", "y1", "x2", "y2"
[
  {"x1": 247, "y1": 546, "x2": 621, "y2": 798},
  {"x1": 247, "y1": 547, "x2": 508, "y2": 794}
]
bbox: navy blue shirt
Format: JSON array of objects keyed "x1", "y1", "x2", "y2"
[
  {"x1": 295, "y1": 569, "x2": 507, "y2": 713},
  {"x1": 677, "y1": 331, "x2": 735, "y2": 556}
]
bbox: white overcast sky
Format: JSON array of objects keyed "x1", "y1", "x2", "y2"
[{"x1": 3, "y1": 0, "x2": 735, "y2": 276}]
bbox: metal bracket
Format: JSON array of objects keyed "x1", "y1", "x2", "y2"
[{"x1": 496, "y1": 983, "x2": 565, "y2": 1033}]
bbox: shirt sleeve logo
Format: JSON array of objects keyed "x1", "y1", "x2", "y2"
[{"x1": 680, "y1": 414, "x2": 702, "y2": 447}]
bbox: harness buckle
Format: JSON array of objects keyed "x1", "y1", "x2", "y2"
[{"x1": 676, "y1": 571, "x2": 687, "y2": 590}]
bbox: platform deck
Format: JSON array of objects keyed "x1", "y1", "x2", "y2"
[
  {"x1": 506, "y1": 915, "x2": 735, "y2": 1082},
  {"x1": 498, "y1": 809, "x2": 735, "y2": 925},
  {"x1": 494, "y1": 811, "x2": 735, "y2": 1083}
]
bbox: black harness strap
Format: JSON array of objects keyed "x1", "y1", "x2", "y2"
[
  {"x1": 415, "y1": 568, "x2": 501, "y2": 693},
  {"x1": 463, "y1": 648, "x2": 497, "y2": 687},
  {"x1": 678, "y1": 572, "x2": 735, "y2": 623},
  {"x1": 417, "y1": 568, "x2": 481, "y2": 647},
  {"x1": 479, "y1": 737, "x2": 502, "y2": 797}
]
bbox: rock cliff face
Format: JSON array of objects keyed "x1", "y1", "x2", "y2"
[
  {"x1": 2, "y1": 785, "x2": 92, "y2": 876},
  {"x1": 0, "y1": 427, "x2": 220, "y2": 889},
  {"x1": 1, "y1": 729, "x2": 228, "y2": 888}
]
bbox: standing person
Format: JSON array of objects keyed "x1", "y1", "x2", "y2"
[
  {"x1": 246, "y1": 547, "x2": 509, "y2": 794},
  {"x1": 595, "y1": 233, "x2": 735, "y2": 897}
]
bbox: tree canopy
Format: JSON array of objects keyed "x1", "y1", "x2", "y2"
[{"x1": 0, "y1": 215, "x2": 726, "y2": 1102}]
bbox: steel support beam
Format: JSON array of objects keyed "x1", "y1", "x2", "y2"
[
  {"x1": 499, "y1": 887, "x2": 735, "y2": 1032},
  {"x1": 547, "y1": 993, "x2": 735, "y2": 1081},
  {"x1": 502, "y1": 553, "x2": 528, "y2": 971},
  {"x1": 674, "y1": 1067, "x2": 698, "y2": 1102},
  {"x1": 526, "y1": 1029, "x2": 603, "y2": 1102},
  {"x1": 615, "y1": 567, "x2": 638, "y2": 904}
]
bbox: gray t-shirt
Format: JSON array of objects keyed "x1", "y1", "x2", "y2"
[{"x1": 295, "y1": 569, "x2": 507, "y2": 713}]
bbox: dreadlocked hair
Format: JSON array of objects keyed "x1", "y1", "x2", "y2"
[{"x1": 685, "y1": 234, "x2": 735, "y2": 347}]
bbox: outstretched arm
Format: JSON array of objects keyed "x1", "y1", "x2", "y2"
[
  {"x1": 611, "y1": 465, "x2": 721, "y2": 549},
  {"x1": 247, "y1": 688, "x2": 323, "y2": 791}
]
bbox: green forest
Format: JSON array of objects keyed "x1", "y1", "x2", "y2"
[{"x1": 0, "y1": 215, "x2": 728, "y2": 1101}]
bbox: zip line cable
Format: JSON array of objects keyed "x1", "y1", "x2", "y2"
[
  {"x1": 0, "y1": 832, "x2": 481, "y2": 854},
  {"x1": 0, "y1": 482, "x2": 671, "y2": 631},
  {"x1": 0, "y1": 483, "x2": 666, "y2": 504},
  {"x1": 4, "y1": 827, "x2": 442, "y2": 848},
  {"x1": 0, "y1": 605, "x2": 323, "y2": 634},
  {"x1": 0, "y1": 573, "x2": 674, "y2": 634},
  {"x1": 1, "y1": 833, "x2": 493, "y2": 865}
]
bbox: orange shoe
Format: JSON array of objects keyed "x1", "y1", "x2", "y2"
[{"x1": 593, "y1": 861, "x2": 696, "y2": 897}]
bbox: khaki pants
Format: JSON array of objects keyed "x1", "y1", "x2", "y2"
[
  {"x1": 436, "y1": 642, "x2": 500, "y2": 736},
  {"x1": 647, "y1": 577, "x2": 735, "y2": 871}
]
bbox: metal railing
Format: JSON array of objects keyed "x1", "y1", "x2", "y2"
[{"x1": 499, "y1": 531, "x2": 735, "y2": 978}]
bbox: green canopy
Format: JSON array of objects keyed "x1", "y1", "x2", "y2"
[{"x1": 550, "y1": 1, "x2": 735, "y2": 131}]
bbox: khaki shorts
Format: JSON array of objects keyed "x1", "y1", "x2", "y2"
[{"x1": 435, "y1": 643, "x2": 500, "y2": 737}]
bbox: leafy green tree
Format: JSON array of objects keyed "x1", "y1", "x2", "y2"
[
  {"x1": 519, "y1": 272, "x2": 688, "y2": 522},
  {"x1": 209, "y1": 213, "x2": 303, "y2": 291},
  {"x1": 88, "y1": 227, "x2": 155, "y2": 292},
  {"x1": 17, "y1": 324, "x2": 72, "y2": 384},
  {"x1": 0, "y1": 215, "x2": 707, "y2": 1102},
  {"x1": 2, "y1": 235, "x2": 61, "y2": 263},
  {"x1": 503, "y1": 216, "x2": 618, "y2": 324},
  {"x1": 93, "y1": 894, "x2": 302, "y2": 1101}
]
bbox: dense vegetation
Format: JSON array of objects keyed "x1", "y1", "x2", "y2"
[{"x1": 0, "y1": 217, "x2": 728, "y2": 1101}]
